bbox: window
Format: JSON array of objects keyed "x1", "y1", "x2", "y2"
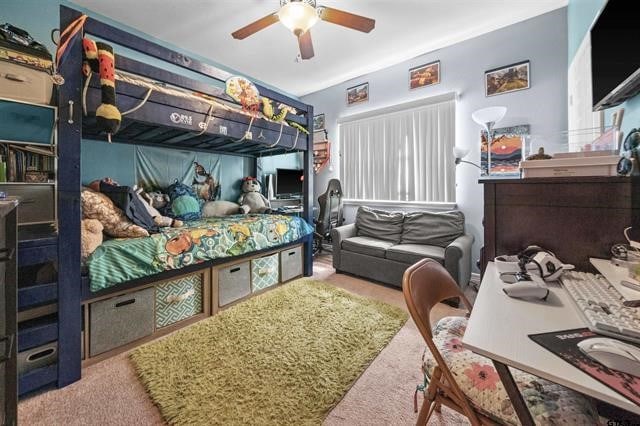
[{"x1": 339, "y1": 94, "x2": 456, "y2": 203}]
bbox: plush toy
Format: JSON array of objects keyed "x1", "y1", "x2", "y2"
[
  {"x1": 82, "y1": 38, "x2": 121, "y2": 139},
  {"x1": 202, "y1": 200, "x2": 250, "y2": 217},
  {"x1": 133, "y1": 186, "x2": 183, "y2": 228},
  {"x1": 166, "y1": 180, "x2": 201, "y2": 221},
  {"x1": 238, "y1": 176, "x2": 271, "y2": 213},
  {"x1": 81, "y1": 218, "x2": 103, "y2": 261},
  {"x1": 144, "y1": 191, "x2": 170, "y2": 211}
]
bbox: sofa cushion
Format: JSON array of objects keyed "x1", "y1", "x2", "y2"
[
  {"x1": 342, "y1": 236, "x2": 395, "y2": 259},
  {"x1": 356, "y1": 206, "x2": 404, "y2": 243},
  {"x1": 401, "y1": 210, "x2": 464, "y2": 247},
  {"x1": 386, "y1": 244, "x2": 445, "y2": 265}
]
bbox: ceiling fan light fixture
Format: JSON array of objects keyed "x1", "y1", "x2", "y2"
[{"x1": 278, "y1": 1, "x2": 319, "y2": 35}]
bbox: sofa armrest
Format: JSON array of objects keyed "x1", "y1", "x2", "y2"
[
  {"x1": 330, "y1": 223, "x2": 357, "y2": 270},
  {"x1": 444, "y1": 234, "x2": 475, "y2": 287}
]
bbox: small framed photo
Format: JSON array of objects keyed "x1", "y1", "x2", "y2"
[
  {"x1": 409, "y1": 61, "x2": 440, "y2": 90},
  {"x1": 346, "y1": 82, "x2": 368, "y2": 106},
  {"x1": 313, "y1": 114, "x2": 325, "y2": 131},
  {"x1": 485, "y1": 60, "x2": 530, "y2": 97}
]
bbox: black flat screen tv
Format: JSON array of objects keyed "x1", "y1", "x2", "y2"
[
  {"x1": 591, "y1": 0, "x2": 640, "y2": 110},
  {"x1": 275, "y1": 168, "x2": 303, "y2": 197}
]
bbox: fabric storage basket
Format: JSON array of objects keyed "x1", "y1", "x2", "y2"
[
  {"x1": 251, "y1": 253, "x2": 280, "y2": 292},
  {"x1": 155, "y1": 273, "x2": 203, "y2": 328},
  {"x1": 17, "y1": 341, "x2": 57, "y2": 374},
  {"x1": 218, "y1": 261, "x2": 251, "y2": 306},
  {"x1": 89, "y1": 287, "x2": 155, "y2": 357},
  {"x1": 280, "y1": 245, "x2": 302, "y2": 282}
]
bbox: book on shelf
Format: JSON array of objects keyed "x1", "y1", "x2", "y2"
[{"x1": 0, "y1": 144, "x2": 55, "y2": 183}]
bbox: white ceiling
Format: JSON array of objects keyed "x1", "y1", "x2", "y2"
[{"x1": 72, "y1": 0, "x2": 568, "y2": 97}]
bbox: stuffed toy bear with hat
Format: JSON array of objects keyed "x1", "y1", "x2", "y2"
[{"x1": 238, "y1": 176, "x2": 271, "y2": 213}]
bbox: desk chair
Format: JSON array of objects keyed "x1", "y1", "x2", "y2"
[
  {"x1": 402, "y1": 259, "x2": 599, "y2": 426},
  {"x1": 313, "y1": 179, "x2": 344, "y2": 255}
]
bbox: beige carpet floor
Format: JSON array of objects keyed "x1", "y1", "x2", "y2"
[{"x1": 18, "y1": 255, "x2": 469, "y2": 425}]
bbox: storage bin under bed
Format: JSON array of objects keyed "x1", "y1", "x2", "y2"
[{"x1": 155, "y1": 273, "x2": 204, "y2": 328}]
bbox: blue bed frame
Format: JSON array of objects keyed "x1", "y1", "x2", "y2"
[{"x1": 56, "y1": 5, "x2": 314, "y2": 389}]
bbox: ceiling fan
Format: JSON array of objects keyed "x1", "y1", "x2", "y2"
[{"x1": 231, "y1": 0, "x2": 375, "y2": 60}]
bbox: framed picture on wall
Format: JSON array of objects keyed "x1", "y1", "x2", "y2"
[
  {"x1": 346, "y1": 82, "x2": 369, "y2": 106},
  {"x1": 485, "y1": 60, "x2": 530, "y2": 97},
  {"x1": 409, "y1": 60, "x2": 440, "y2": 90},
  {"x1": 313, "y1": 114, "x2": 325, "y2": 131}
]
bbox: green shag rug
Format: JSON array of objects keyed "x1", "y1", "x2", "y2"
[{"x1": 130, "y1": 278, "x2": 408, "y2": 425}]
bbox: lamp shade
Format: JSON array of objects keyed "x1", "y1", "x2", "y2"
[
  {"x1": 471, "y1": 106, "x2": 507, "y2": 129},
  {"x1": 453, "y1": 146, "x2": 470, "y2": 159},
  {"x1": 278, "y1": 2, "x2": 319, "y2": 34}
]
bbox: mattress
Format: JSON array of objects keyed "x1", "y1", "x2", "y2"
[{"x1": 87, "y1": 214, "x2": 313, "y2": 292}]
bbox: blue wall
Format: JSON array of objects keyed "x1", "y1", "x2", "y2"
[{"x1": 568, "y1": 0, "x2": 640, "y2": 135}]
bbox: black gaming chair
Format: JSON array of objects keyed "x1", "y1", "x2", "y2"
[{"x1": 313, "y1": 179, "x2": 344, "y2": 255}]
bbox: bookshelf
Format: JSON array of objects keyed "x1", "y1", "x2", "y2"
[
  {"x1": 313, "y1": 129, "x2": 330, "y2": 174},
  {"x1": 0, "y1": 98, "x2": 57, "y2": 225}
]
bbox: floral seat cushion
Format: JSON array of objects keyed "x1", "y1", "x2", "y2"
[{"x1": 422, "y1": 316, "x2": 599, "y2": 425}]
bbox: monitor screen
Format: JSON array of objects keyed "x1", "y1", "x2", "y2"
[
  {"x1": 590, "y1": 0, "x2": 640, "y2": 109},
  {"x1": 276, "y1": 168, "x2": 303, "y2": 197}
]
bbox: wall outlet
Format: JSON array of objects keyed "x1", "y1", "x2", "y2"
[
  {"x1": 246, "y1": 131, "x2": 253, "y2": 140},
  {"x1": 219, "y1": 125, "x2": 227, "y2": 135}
]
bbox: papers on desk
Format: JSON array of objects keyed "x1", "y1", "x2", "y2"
[{"x1": 529, "y1": 328, "x2": 640, "y2": 406}]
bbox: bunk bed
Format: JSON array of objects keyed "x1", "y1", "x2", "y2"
[{"x1": 54, "y1": 5, "x2": 314, "y2": 389}]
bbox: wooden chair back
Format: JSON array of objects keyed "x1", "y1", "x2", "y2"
[{"x1": 402, "y1": 259, "x2": 490, "y2": 426}]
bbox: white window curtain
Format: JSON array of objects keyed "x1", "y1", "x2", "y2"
[{"x1": 339, "y1": 95, "x2": 456, "y2": 203}]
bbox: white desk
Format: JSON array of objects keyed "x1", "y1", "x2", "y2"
[{"x1": 462, "y1": 262, "x2": 640, "y2": 424}]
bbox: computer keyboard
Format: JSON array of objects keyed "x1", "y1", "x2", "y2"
[{"x1": 561, "y1": 271, "x2": 640, "y2": 344}]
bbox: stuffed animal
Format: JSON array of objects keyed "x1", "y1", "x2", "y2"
[
  {"x1": 202, "y1": 200, "x2": 250, "y2": 217},
  {"x1": 81, "y1": 218, "x2": 103, "y2": 261},
  {"x1": 133, "y1": 186, "x2": 183, "y2": 228},
  {"x1": 166, "y1": 180, "x2": 201, "y2": 221},
  {"x1": 144, "y1": 191, "x2": 170, "y2": 211},
  {"x1": 238, "y1": 176, "x2": 271, "y2": 213}
]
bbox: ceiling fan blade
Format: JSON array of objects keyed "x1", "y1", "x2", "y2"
[
  {"x1": 298, "y1": 30, "x2": 315, "y2": 60},
  {"x1": 231, "y1": 12, "x2": 279, "y2": 39},
  {"x1": 317, "y1": 6, "x2": 375, "y2": 33}
]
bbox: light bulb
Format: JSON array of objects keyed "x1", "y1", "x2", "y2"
[{"x1": 278, "y1": 2, "x2": 319, "y2": 35}]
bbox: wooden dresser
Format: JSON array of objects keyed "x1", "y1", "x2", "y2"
[{"x1": 480, "y1": 176, "x2": 640, "y2": 274}]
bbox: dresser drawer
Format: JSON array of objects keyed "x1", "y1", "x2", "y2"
[
  {"x1": 155, "y1": 272, "x2": 204, "y2": 328},
  {"x1": 0, "y1": 184, "x2": 55, "y2": 225},
  {"x1": 280, "y1": 245, "x2": 302, "y2": 282},
  {"x1": 89, "y1": 288, "x2": 154, "y2": 357},
  {"x1": 218, "y1": 261, "x2": 251, "y2": 306},
  {"x1": 251, "y1": 253, "x2": 279, "y2": 292}
]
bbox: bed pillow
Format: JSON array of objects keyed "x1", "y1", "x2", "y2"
[
  {"x1": 81, "y1": 187, "x2": 149, "y2": 238},
  {"x1": 355, "y1": 206, "x2": 404, "y2": 243},
  {"x1": 401, "y1": 210, "x2": 464, "y2": 247}
]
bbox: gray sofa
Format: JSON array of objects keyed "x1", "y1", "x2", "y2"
[{"x1": 331, "y1": 206, "x2": 474, "y2": 288}]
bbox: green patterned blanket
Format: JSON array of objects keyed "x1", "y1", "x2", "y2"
[{"x1": 87, "y1": 214, "x2": 313, "y2": 292}]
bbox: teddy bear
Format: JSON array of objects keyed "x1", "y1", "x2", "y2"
[
  {"x1": 133, "y1": 186, "x2": 183, "y2": 228},
  {"x1": 81, "y1": 218, "x2": 104, "y2": 261},
  {"x1": 238, "y1": 176, "x2": 271, "y2": 213}
]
